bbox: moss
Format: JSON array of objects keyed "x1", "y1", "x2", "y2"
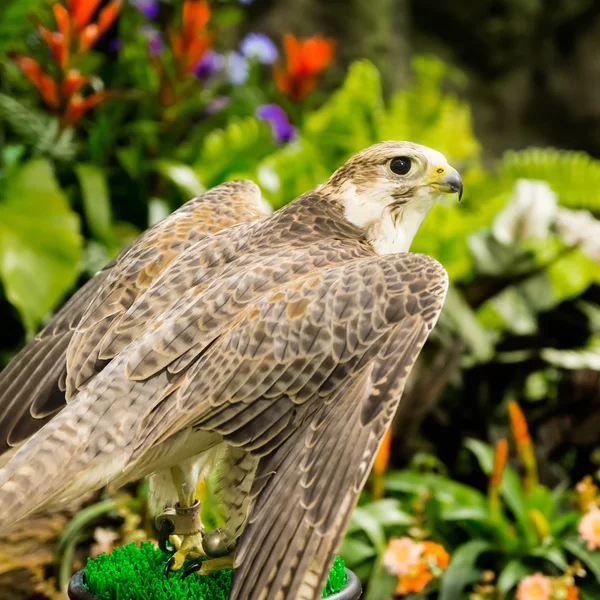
[{"x1": 85, "y1": 542, "x2": 347, "y2": 599}]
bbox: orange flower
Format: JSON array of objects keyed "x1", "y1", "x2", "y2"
[
  {"x1": 383, "y1": 538, "x2": 449, "y2": 596},
  {"x1": 490, "y1": 438, "x2": 508, "y2": 487},
  {"x1": 422, "y1": 541, "x2": 450, "y2": 570},
  {"x1": 274, "y1": 34, "x2": 334, "y2": 101},
  {"x1": 11, "y1": 55, "x2": 59, "y2": 108},
  {"x1": 373, "y1": 427, "x2": 392, "y2": 477},
  {"x1": 396, "y1": 562, "x2": 433, "y2": 595},
  {"x1": 371, "y1": 426, "x2": 392, "y2": 499},
  {"x1": 62, "y1": 90, "x2": 109, "y2": 126},
  {"x1": 60, "y1": 69, "x2": 89, "y2": 98},
  {"x1": 508, "y1": 400, "x2": 530, "y2": 447},
  {"x1": 508, "y1": 400, "x2": 538, "y2": 492},
  {"x1": 13, "y1": 0, "x2": 117, "y2": 125},
  {"x1": 78, "y1": 0, "x2": 122, "y2": 52},
  {"x1": 169, "y1": 0, "x2": 212, "y2": 75},
  {"x1": 564, "y1": 584, "x2": 580, "y2": 600},
  {"x1": 69, "y1": 0, "x2": 103, "y2": 32}
]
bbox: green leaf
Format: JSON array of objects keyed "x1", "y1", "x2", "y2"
[
  {"x1": 304, "y1": 60, "x2": 383, "y2": 164},
  {"x1": 380, "y1": 55, "x2": 480, "y2": 165},
  {"x1": 541, "y1": 336, "x2": 600, "y2": 370},
  {"x1": 155, "y1": 160, "x2": 205, "y2": 198},
  {"x1": 439, "y1": 540, "x2": 493, "y2": 600},
  {"x1": 348, "y1": 507, "x2": 386, "y2": 553},
  {"x1": 529, "y1": 546, "x2": 568, "y2": 570},
  {"x1": 497, "y1": 560, "x2": 528, "y2": 594},
  {"x1": 563, "y1": 537, "x2": 600, "y2": 580},
  {"x1": 0, "y1": 94, "x2": 77, "y2": 161},
  {"x1": 385, "y1": 471, "x2": 488, "y2": 511},
  {"x1": 195, "y1": 117, "x2": 274, "y2": 188},
  {"x1": 75, "y1": 164, "x2": 113, "y2": 243},
  {"x1": 0, "y1": 0, "x2": 53, "y2": 51},
  {"x1": 363, "y1": 556, "x2": 397, "y2": 600},
  {"x1": 550, "y1": 511, "x2": 581, "y2": 538},
  {"x1": 339, "y1": 536, "x2": 377, "y2": 568},
  {"x1": 257, "y1": 138, "x2": 329, "y2": 209},
  {"x1": 360, "y1": 499, "x2": 414, "y2": 528},
  {"x1": 0, "y1": 159, "x2": 81, "y2": 332},
  {"x1": 464, "y1": 438, "x2": 537, "y2": 546},
  {"x1": 437, "y1": 285, "x2": 495, "y2": 362}
]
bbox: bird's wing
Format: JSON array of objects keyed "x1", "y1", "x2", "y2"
[
  {"x1": 65, "y1": 179, "x2": 265, "y2": 398},
  {"x1": 210, "y1": 256, "x2": 446, "y2": 600},
  {"x1": 125, "y1": 253, "x2": 447, "y2": 600},
  {"x1": 0, "y1": 274, "x2": 108, "y2": 456},
  {"x1": 0, "y1": 180, "x2": 266, "y2": 457}
]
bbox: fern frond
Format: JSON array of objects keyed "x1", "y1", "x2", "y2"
[
  {"x1": 195, "y1": 116, "x2": 274, "y2": 188},
  {"x1": 500, "y1": 148, "x2": 600, "y2": 211}
]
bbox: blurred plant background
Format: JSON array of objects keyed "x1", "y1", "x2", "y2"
[{"x1": 1, "y1": 0, "x2": 600, "y2": 598}]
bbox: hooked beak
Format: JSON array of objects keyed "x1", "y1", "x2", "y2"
[{"x1": 430, "y1": 165, "x2": 463, "y2": 201}]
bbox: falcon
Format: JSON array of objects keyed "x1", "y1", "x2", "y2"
[{"x1": 0, "y1": 141, "x2": 461, "y2": 600}]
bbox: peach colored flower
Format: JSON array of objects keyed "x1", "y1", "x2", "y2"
[
  {"x1": 382, "y1": 537, "x2": 423, "y2": 577},
  {"x1": 516, "y1": 573, "x2": 552, "y2": 600},
  {"x1": 578, "y1": 505, "x2": 600, "y2": 550}
]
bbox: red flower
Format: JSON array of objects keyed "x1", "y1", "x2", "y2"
[
  {"x1": 78, "y1": 0, "x2": 122, "y2": 52},
  {"x1": 274, "y1": 34, "x2": 334, "y2": 101},
  {"x1": 11, "y1": 55, "x2": 59, "y2": 108},
  {"x1": 169, "y1": 0, "x2": 212, "y2": 75},
  {"x1": 63, "y1": 90, "x2": 109, "y2": 126},
  {"x1": 13, "y1": 0, "x2": 119, "y2": 125}
]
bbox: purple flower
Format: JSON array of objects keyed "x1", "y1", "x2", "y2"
[
  {"x1": 205, "y1": 96, "x2": 231, "y2": 115},
  {"x1": 140, "y1": 25, "x2": 163, "y2": 56},
  {"x1": 225, "y1": 51, "x2": 249, "y2": 85},
  {"x1": 240, "y1": 33, "x2": 278, "y2": 64},
  {"x1": 257, "y1": 104, "x2": 296, "y2": 143},
  {"x1": 193, "y1": 50, "x2": 225, "y2": 81},
  {"x1": 108, "y1": 38, "x2": 122, "y2": 53},
  {"x1": 131, "y1": 0, "x2": 160, "y2": 19}
]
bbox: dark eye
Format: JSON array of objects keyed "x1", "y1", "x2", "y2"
[{"x1": 390, "y1": 156, "x2": 412, "y2": 175}]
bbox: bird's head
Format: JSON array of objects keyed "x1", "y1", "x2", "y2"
[{"x1": 322, "y1": 141, "x2": 463, "y2": 254}]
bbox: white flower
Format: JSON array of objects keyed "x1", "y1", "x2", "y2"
[
  {"x1": 556, "y1": 208, "x2": 600, "y2": 263},
  {"x1": 492, "y1": 179, "x2": 558, "y2": 244}
]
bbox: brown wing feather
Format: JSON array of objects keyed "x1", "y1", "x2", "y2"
[
  {"x1": 0, "y1": 180, "x2": 265, "y2": 456},
  {"x1": 65, "y1": 180, "x2": 265, "y2": 397},
  {"x1": 228, "y1": 304, "x2": 439, "y2": 600},
  {"x1": 0, "y1": 273, "x2": 107, "y2": 456}
]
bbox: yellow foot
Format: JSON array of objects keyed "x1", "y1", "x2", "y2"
[
  {"x1": 164, "y1": 531, "x2": 206, "y2": 573},
  {"x1": 182, "y1": 555, "x2": 235, "y2": 579}
]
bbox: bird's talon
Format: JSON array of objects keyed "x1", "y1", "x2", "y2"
[
  {"x1": 163, "y1": 556, "x2": 176, "y2": 576},
  {"x1": 181, "y1": 556, "x2": 235, "y2": 579},
  {"x1": 181, "y1": 561, "x2": 202, "y2": 580}
]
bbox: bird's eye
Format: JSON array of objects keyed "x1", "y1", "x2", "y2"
[{"x1": 389, "y1": 156, "x2": 412, "y2": 176}]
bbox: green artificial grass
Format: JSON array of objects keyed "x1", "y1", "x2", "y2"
[{"x1": 84, "y1": 542, "x2": 347, "y2": 599}]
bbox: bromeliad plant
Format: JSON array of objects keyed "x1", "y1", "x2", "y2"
[
  {"x1": 344, "y1": 401, "x2": 600, "y2": 599},
  {"x1": 11, "y1": 0, "x2": 121, "y2": 126}
]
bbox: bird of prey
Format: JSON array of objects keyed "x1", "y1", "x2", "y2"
[{"x1": 0, "y1": 141, "x2": 461, "y2": 600}]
